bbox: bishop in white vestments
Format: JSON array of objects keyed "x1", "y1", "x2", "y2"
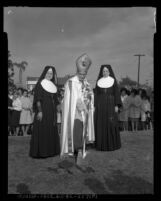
[{"x1": 60, "y1": 53, "x2": 95, "y2": 163}]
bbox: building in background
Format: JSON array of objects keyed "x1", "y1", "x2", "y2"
[{"x1": 26, "y1": 77, "x2": 39, "y2": 91}]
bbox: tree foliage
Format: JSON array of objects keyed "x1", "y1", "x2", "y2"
[
  {"x1": 8, "y1": 51, "x2": 16, "y2": 89},
  {"x1": 13, "y1": 61, "x2": 28, "y2": 84},
  {"x1": 118, "y1": 76, "x2": 153, "y2": 95},
  {"x1": 118, "y1": 76, "x2": 138, "y2": 88}
]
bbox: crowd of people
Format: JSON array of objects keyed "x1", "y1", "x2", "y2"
[
  {"x1": 8, "y1": 86, "x2": 65, "y2": 137},
  {"x1": 8, "y1": 87, "x2": 154, "y2": 136},
  {"x1": 8, "y1": 53, "x2": 154, "y2": 163},
  {"x1": 8, "y1": 81, "x2": 154, "y2": 137},
  {"x1": 8, "y1": 88, "x2": 34, "y2": 136},
  {"x1": 118, "y1": 87, "x2": 153, "y2": 132}
]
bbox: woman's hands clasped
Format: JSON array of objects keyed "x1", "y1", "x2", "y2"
[
  {"x1": 115, "y1": 106, "x2": 119, "y2": 113},
  {"x1": 37, "y1": 112, "x2": 43, "y2": 121}
]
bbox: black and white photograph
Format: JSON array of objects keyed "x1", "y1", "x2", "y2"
[{"x1": 5, "y1": 6, "x2": 155, "y2": 196}]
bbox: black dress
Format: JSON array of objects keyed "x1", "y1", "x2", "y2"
[
  {"x1": 94, "y1": 83, "x2": 122, "y2": 151},
  {"x1": 29, "y1": 84, "x2": 60, "y2": 158}
]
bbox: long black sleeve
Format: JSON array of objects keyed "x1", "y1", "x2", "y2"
[
  {"x1": 37, "y1": 101, "x2": 42, "y2": 112},
  {"x1": 114, "y1": 81, "x2": 122, "y2": 108}
]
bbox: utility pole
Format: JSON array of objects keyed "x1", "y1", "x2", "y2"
[{"x1": 134, "y1": 54, "x2": 145, "y2": 88}]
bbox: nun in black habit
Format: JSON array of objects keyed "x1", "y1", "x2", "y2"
[
  {"x1": 94, "y1": 64, "x2": 122, "y2": 151},
  {"x1": 29, "y1": 66, "x2": 60, "y2": 158}
]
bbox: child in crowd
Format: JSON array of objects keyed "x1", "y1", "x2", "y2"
[
  {"x1": 128, "y1": 89, "x2": 142, "y2": 132},
  {"x1": 119, "y1": 88, "x2": 130, "y2": 131},
  {"x1": 8, "y1": 89, "x2": 13, "y2": 136},
  {"x1": 19, "y1": 90, "x2": 33, "y2": 136},
  {"x1": 150, "y1": 91, "x2": 154, "y2": 130},
  {"x1": 140, "y1": 92, "x2": 151, "y2": 130},
  {"x1": 10, "y1": 91, "x2": 22, "y2": 136}
]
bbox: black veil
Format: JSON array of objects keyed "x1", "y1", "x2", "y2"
[
  {"x1": 96, "y1": 64, "x2": 117, "y2": 84},
  {"x1": 33, "y1": 66, "x2": 58, "y2": 112},
  {"x1": 94, "y1": 64, "x2": 121, "y2": 107},
  {"x1": 34, "y1": 66, "x2": 58, "y2": 90}
]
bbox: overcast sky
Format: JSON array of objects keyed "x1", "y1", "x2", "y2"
[{"x1": 4, "y1": 7, "x2": 155, "y2": 87}]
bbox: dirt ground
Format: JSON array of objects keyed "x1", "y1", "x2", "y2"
[{"x1": 8, "y1": 130, "x2": 153, "y2": 195}]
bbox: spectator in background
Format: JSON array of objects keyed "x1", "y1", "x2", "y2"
[
  {"x1": 119, "y1": 88, "x2": 130, "y2": 132},
  {"x1": 17, "y1": 88, "x2": 24, "y2": 135},
  {"x1": 140, "y1": 91, "x2": 151, "y2": 130},
  {"x1": 138, "y1": 89, "x2": 146, "y2": 130},
  {"x1": 126, "y1": 89, "x2": 131, "y2": 96},
  {"x1": 8, "y1": 89, "x2": 13, "y2": 136},
  {"x1": 138, "y1": 88, "x2": 143, "y2": 97},
  {"x1": 128, "y1": 88, "x2": 142, "y2": 132},
  {"x1": 150, "y1": 91, "x2": 154, "y2": 129},
  {"x1": 19, "y1": 89, "x2": 33, "y2": 136},
  {"x1": 10, "y1": 90, "x2": 22, "y2": 136},
  {"x1": 17, "y1": 88, "x2": 23, "y2": 99},
  {"x1": 146, "y1": 95, "x2": 152, "y2": 130}
]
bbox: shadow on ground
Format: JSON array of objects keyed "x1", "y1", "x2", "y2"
[
  {"x1": 84, "y1": 169, "x2": 153, "y2": 194},
  {"x1": 104, "y1": 169, "x2": 153, "y2": 194},
  {"x1": 16, "y1": 183, "x2": 31, "y2": 194}
]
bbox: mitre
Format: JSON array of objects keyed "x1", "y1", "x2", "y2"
[{"x1": 76, "y1": 53, "x2": 92, "y2": 74}]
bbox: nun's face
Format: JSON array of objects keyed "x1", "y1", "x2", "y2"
[
  {"x1": 102, "y1": 67, "x2": 110, "y2": 77},
  {"x1": 45, "y1": 70, "x2": 53, "y2": 80}
]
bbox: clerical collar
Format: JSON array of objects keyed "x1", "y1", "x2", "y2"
[
  {"x1": 41, "y1": 79, "x2": 57, "y2": 93},
  {"x1": 97, "y1": 76, "x2": 114, "y2": 88}
]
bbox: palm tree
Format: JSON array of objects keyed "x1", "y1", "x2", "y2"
[
  {"x1": 8, "y1": 51, "x2": 16, "y2": 89},
  {"x1": 13, "y1": 61, "x2": 28, "y2": 86}
]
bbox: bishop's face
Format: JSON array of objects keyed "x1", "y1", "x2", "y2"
[
  {"x1": 102, "y1": 67, "x2": 110, "y2": 78},
  {"x1": 45, "y1": 70, "x2": 53, "y2": 80},
  {"x1": 77, "y1": 72, "x2": 87, "y2": 82}
]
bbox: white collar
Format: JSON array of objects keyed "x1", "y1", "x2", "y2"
[
  {"x1": 97, "y1": 76, "x2": 114, "y2": 88},
  {"x1": 41, "y1": 79, "x2": 57, "y2": 93}
]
